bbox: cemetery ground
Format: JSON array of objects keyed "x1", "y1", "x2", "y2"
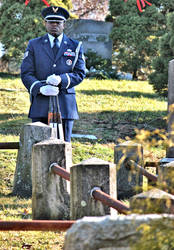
[{"x1": 0, "y1": 74, "x2": 167, "y2": 249}]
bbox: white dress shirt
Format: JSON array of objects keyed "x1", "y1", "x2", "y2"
[{"x1": 48, "y1": 33, "x2": 63, "y2": 48}]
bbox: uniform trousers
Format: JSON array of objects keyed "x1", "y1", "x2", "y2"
[{"x1": 32, "y1": 118, "x2": 74, "y2": 142}]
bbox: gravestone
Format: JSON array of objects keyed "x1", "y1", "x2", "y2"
[
  {"x1": 130, "y1": 188, "x2": 174, "y2": 214},
  {"x1": 32, "y1": 139, "x2": 72, "y2": 220},
  {"x1": 65, "y1": 19, "x2": 113, "y2": 59},
  {"x1": 64, "y1": 214, "x2": 174, "y2": 250},
  {"x1": 70, "y1": 158, "x2": 117, "y2": 220},
  {"x1": 114, "y1": 141, "x2": 144, "y2": 199},
  {"x1": 158, "y1": 160, "x2": 174, "y2": 194},
  {"x1": 167, "y1": 59, "x2": 174, "y2": 157},
  {"x1": 13, "y1": 122, "x2": 52, "y2": 197}
]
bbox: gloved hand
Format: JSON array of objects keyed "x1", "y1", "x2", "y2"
[
  {"x1": 46, "y1": 74, "x2": 61, "y2": 86},
  {"x1": 40, "y1": 85, "x2": 59, "y2": 96}
]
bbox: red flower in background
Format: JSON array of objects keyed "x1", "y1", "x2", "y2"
[
  {"x1": 137, "y1": 0, "x2": 152, "y2": 12},
  {"x1": 25, "y1": 0, "x2": 50, "y2": 7},
  {"x1": 124, "y1": 0, "x2": 152, "y2": 12}
]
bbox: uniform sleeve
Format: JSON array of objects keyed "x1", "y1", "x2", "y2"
[
  {"x1": 59, "y1": 42, "x2": 86, "y2": 90},
  {"x1": 20, "y1": 41, "x2": 43, "y2": 97}
]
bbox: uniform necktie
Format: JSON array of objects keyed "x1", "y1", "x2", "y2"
[{"x1": 52, "y1": 37, "x2": 59, "y2": 57}]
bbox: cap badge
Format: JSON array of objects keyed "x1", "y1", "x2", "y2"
[{"x1": 52, "y1": 7, "x2": 59, "y2": 13}]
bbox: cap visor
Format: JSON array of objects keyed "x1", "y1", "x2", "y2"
[{"x1": 45, "y1": 15, "x2": 66, "y2": 22}]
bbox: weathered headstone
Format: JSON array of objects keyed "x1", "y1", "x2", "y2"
[
  {"x1": 158, "y1": 159, "x2": 174, "y2": 194},
  {"x1": 65, "y1": 19, "x2": 113, "y2": 59},
  {"x1": 13, "y1": 122, "x2": 52, "y2": 197},
  {"x1": 167, "y1": 59, "x2": 174, "y2": 157},
  {"x1": 130, "y1": 188, "x2": 174, "y2": 214},
  {"x1": 64, "y1": 214, "x2": 174, "y2": 250},
  {"x1": 70, "y1": 157, "x2": 117, "y2": 220},
  {"x1": 114, "y1": 141, "x2": 144, "y2": 199},
  {"x1": 32, "y1": 139, "x2": 72, "y2": 220}
]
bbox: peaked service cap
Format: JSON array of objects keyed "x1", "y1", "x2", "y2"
[{"x1": 42, "y1": 6, "x2": 70, "y2": 22}]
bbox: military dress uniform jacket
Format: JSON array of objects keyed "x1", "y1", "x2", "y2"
[{"x1": 21, "y1": 33, "x2": 86, "y2": 120}]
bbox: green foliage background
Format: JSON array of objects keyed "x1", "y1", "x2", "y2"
[
  {"x1": 109, "y1": 0, "x2": 165, "y2": 80},
  {"x1": 0, "y1": 0, "x2": 72, "y2": 63},
  {"x1": 108, "y1": 0, "x2": 174, "y2": 95},
  {"x1": 149, "y1": 12, "x2": 174, "y2": 96}
]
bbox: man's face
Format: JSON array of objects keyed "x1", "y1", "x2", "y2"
[{"x1": 45, "y1": 21, "x2": 65, "y2": 37}]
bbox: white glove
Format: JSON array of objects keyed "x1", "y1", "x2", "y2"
[
  {"x1": 46, "y1": 74, "x2": 61, "y2": 86},
  {"x1": 40, "y1": 85, "x2": 59, "y2": 96}
]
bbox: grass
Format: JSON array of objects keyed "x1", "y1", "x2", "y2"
[{"x1": 0, "y1": 75, "x2": 167, "y2": 249}]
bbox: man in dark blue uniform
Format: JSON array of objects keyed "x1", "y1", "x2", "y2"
[{"x1": 21, "y1": 6, "x2": 86, "y2": 142}]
